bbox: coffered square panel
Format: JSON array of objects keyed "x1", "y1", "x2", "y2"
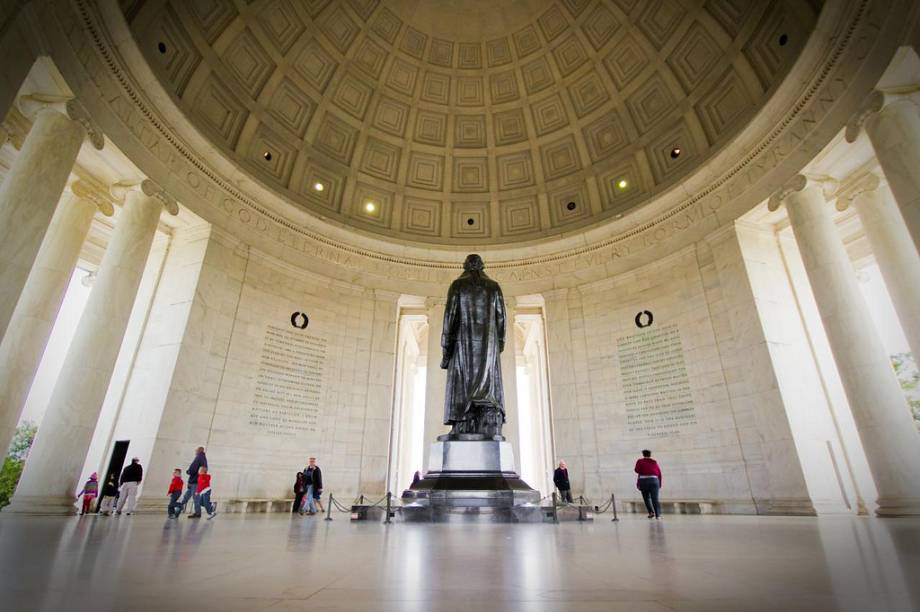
[
  {"x1": 521, "y1": 56, "x2": 554, "y2": 95},
  {"x1": 636, "y1": 0, "x2": 685, "y2": 50},
  {"x1": 500, "y1": 196, "x2": 541, "y2": 235},
  {"x1": 489, "y1": 70, "x2": 520, "y2": 104},
  {"x1": 695, "y1": 67, "x2": 755, "y2": 144},
  {"x1": 497, "y1": 151, "x2": 535, "y2": 191},
  {"x1": 243, "y1": 123, "x2": 297, "y2": 185},
  {"x1": 420, "y1": 71, "x2": 451, "y2": 105},
  {"x1": 291, "y1": 39, "x2": 337, "y2": 95},
  {"x1": 568, "y1": 70, "x2": 610, "y2": 118},
  {"x1": 371, "y1": 7, "x2": 402, "y2": 44},
  {"x1": 581, "y1": 4, "x2": 620, "y2": 50},
  {"x1": 401, "y1": 26, "x2": 428, "y2": 59},
  {"x1": 429, "y1": 38, "x2": 454, "y2": 67},
  {"x1": 560, "y1": 0, "x2": 591, "y2": 18},
  {"x1": 454, "y1": 115, "x2": 486, "y2": 148},
  {"x1": 541, "y1": 134, "x2": 582, "y2": 181},
  {"x1": 187, "y1": 0, "x2": 237, "y2": 44},
  {"x1": 312, "y1": 112, "x2": 359, "y2": 165},
  {"x1": 530, "y1": 94, "x2": 569, "y2": 136},
  {"x1": 413, "y1": 110, "x2": 447, "y2": 146},
  {"x1": 332, "y1": 72, "x2": 373, "y2": 120},
  {"x1": 552, "y1": 36, "x2": 587, "y2": 77},
  {"x1": 453, "y1": 157, "x2": 489, "y2": 192},
  {"x1": 151, "y1": 6, "x2": 200, "y2": 97},
  {"x1": 319, "y1": 5, "x2": 359, "y2": 54},
  {"x1": 267, "y1": 78, "x2": 316, "y2": 138},
  {"x1": 192, "y1": 72, "x2": 248, "y2": 148},
  {"x1": 513, "y1": 25, "x2": 542, "y2": 58},
  {"x1": 221, "y1": 28, "x2": 274, "y2": 99},
  {"x1": 456, "y1": 77, "x2": 485, "y2": 106},
  {"x1": 451, "y1": 201, "x2": 490, "y2": 238},
  {"x1": 298, "y1": 161, "x2": 344, "y2": 212},
  {"x1": 493, "y1": 108, "x2": 528, "y2": 146},
  {"x1": 353, "y1": 37, "x2": 388, "y2": 79},
  {"x1": 371, "y1": 95, "x2": 410, "y2": 137},
  {"x1": 548, "y1": 184, "x2": 590, "y2": 226},
  {"x1": 458, "y1": 42, "x2": 483, "y2": 69},
  {"x1": 645, "y1": 119, "x2": 699, "y2": 184},
  {"x1": 582, "y1": 111, "x2": 628, "y2": 162},
  {"x1": 626, "y1": 73, "x2": 678, "y2": 134},
  {"x1": 538, "y1": 5, "x2": 568, "y2": 42},
  {"x1": 346, "y1": 0, "x2": 378, "y2": 21},
  {"x1": 258, "y1": 0, "x2": 304, "y2": 55},
  {"x1": 406, "y1": 152, "x2": 445, "y2": 191},
  {"x1": 350, "y1": 183, "x2": 394, "y2": 228},
  {"x1": 486, "y1": 37, "x2": 513, "y2": 67},
  {"x1": 602, "y1": 34, "x2": 649, "y2": 90},
  {"x1": 667, "y1": 21, "x2": 723, "y2": 93},
  {"x1": 599, "y1": 156, "x2": 646, "y2": 211},
  {"x1": 402, "y1": 197, "x2": 442, "y2": 237},
  {"x1": 360, "y1": 137, "x2": 402, "y2": 183},
  {"x1": 386, "y1": 58, "x2": 419, "y2": 97}
]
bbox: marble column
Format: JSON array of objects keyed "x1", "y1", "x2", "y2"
[
  {"x1": 846, "y1": 91, "x2": 920, "y2": 252},
  {"x1": 0, "y1": 182, "x2": 113, "y2": 457},
  {"x1": 500, "y1": 297, "x2": 521, "y2": 467},
  {"x1": 6, "y1": 180, "x2": 177, "y2": 514},
  {"x1": 0, "y1": 97, "x2": 103, "y2": 343},
  {"x1": 422, "y1": 297, "x2": 447, "y2": 471},
  {"x1": 769, "y1": 176, "x2": 920, "y2": 516},
  {"x1": 837, "y1": 174, "x2": 920, "y2": 363}
]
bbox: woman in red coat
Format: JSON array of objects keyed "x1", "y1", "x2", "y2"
[{"x1": 635, "y1": 450, "x2": 663, "y2": 519}]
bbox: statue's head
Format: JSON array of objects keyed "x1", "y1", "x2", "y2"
[{"x1": 463, "y1": 254, "x2": 485, "y2": 272}]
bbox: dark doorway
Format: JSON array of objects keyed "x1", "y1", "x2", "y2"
[{"x1": 96, "y1": 440, "x2": 129, "y2": 511}]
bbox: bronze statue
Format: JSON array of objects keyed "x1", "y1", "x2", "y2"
[{"x1": 440, "y1": 254, "x2": 506, "y2": 438}]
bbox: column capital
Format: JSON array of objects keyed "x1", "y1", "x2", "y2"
[
  {"x1": 16, "y1": 95, "x2": 104, "y2": 150},
  {"x1": 845, "y1": 90, "x2": 920, "y2": 143},
  {"x1": 767, "y1": 175, "x2": 837, "y2": 211},
  {"x1": 70, "y1": 179, "x2": 115, "y2": 217},
  {"x1": 833, "y1": 172, "x2": 883, "y2": 212},
  {"x1": 110, "y1": 180, "x2": 179, "y2": 215}
]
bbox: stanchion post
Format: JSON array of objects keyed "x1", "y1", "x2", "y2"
[
  {"x1": 360, "y1": 494, "x2": 365, "y2": 505},
  {"x1": 611, "y1": 492, "x2": 619, "y2": 522},
  {"x1": 385, "y1": 491, "x2": 392, "y2": 524},
  {"x1": 325, "y1": 493, "x2": 334, "y2": 521},
  {"x1": 551, "y1": 492, "x2": 559, "y2": 523}
]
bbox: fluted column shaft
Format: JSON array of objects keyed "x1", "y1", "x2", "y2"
[
  {"x1": 778, "y1": 179, "x2": 920, "y2": 516},
  {"x1": 849, "y1": 180, "x2": 920, "y2": 363},
  {"x1": 854, "y1": 95, "x2": 920, "y2": 252},
  {"x1": 422, "y1": 298, "x2": 447, "y2": 471},
  {"x1": 0, "y1": 108, "x2": 86, "y2": 341},
  {"x1": 0, "y1": 191, "x2": 102, "y2": 456},
  {"x1": 7, "y1": 184, "x2": 168, "y2": 514}
]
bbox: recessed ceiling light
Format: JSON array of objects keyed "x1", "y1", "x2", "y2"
[
  {"x1": 313, "y1": 182, "x2": 324, "y2": 192},
  {"x1": 157, "y1": 42, "x2": 167, "y2": 54},
  {"x1": 617, "y1": 179, "x2": 628, "y2": 189},
  {"x1": 365, "y1": 201, "x2": 377, "y2": 213},
  {"x1": 670, "y1": 147, "x2": 681, "y2": 159},
  {"x1": 263, "y1": 151, "x2": 273, "y2": 161},
  {"x1": 566, "y1": 202, "x2": 577, "y2": 211}
]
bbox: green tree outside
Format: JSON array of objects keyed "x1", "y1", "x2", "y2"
[
  {"x1": 891, "y1": 353, "x2": 920, "y2": 433},
  {"x1": 0, "y1": 421, "x2": 37, "y2": 508}
]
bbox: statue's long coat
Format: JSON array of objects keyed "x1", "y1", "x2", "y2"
[{"x1": 441, "y1": 270, "x2": 506, "y2": 425}]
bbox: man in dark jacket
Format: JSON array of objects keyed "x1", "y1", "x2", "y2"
[
  {"x1": 116, "y1": 458, "x2": 143, "y2": 515},
  {"x1": 301, "y1": 457, "x2": 323, "y2": 515},
  {"x1": 553, "y1": 460, "x2": 573, "y2": 503},
  {"x1": 178, "y1": 446, "x2": 208, "y2": 518}
]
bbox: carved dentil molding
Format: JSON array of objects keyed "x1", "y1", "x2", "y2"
[{"x1": 109, "y1": 179, "x2": 179, "y2": 216}]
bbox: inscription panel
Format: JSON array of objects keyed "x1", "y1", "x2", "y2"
[
  {"x1": 249, "y1": 325, "x2": 327, "y2": 436},
  {"x1": 617, "y1": 323, "x2": 697, "y2": 437}
]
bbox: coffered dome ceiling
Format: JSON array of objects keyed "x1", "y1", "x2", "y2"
[{"x1": 123, "y1": 0, "x2": 818, "y2": 245}]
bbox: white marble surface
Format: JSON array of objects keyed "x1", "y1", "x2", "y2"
[{"x1": 0, "y1": 513, "x2": 917, "y2": 612}]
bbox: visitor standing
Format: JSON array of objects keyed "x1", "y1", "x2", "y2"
[
  {"x1": 300, "y1": 457, "x2": 322, "y2": 515},
  {"x1": 178, "y1": 446, "x2": 208, "y2": 518},
  {"x1": 553, "y1": 460, "x2": 574, "y2": 503},
  {"x1": 116, "y1": 458, "x2": 143, "y2": 515},
  {"x1": 76, "y1": 472, "x2": 99, "y2": 515},
  {"x1": 635, "y1": 450, "x2": 663, "y2": 519},
  {"x1": 197, "y1": 466, "x2": 217, "y2": 520},
  {"x1": 292, "y1": 471, "x2": 306, "y2": 513},
  {"x1": 98, "y1": 474, "x2": 118, "y2": 516},
  {"x1": 167, "y1": 468, "x2": 184, "y2": 518}
]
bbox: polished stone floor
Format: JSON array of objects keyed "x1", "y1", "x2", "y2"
[{"x1": 0, "y1": 512, "x2": 918, "y2": 612}]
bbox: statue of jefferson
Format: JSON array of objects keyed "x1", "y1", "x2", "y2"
[{"x1": 439, "y1": 254, "x2": 506, "y2": 438}]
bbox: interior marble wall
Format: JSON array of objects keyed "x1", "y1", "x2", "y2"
[
  {"x1": 96, "y1": 227, "x2": 399, "y2": 508},
  {"x1": 542, "y1": 222, "x2": 864, "y2": 514}
]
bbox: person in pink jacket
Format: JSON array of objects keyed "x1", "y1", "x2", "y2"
[{"x1": 635, "y1": 450, "x2": 663, "y2": 519}]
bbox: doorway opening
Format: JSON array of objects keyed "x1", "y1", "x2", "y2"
[{"x1": 97, "y1": 440, "x2": 129, "y2": 511}]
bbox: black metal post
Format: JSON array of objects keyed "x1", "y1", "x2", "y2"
[
  {"x1": 551, "y1": 492, "x2": 559, "y2": 523},
  {"x1": 360, "y1": 494, "x2": 365, "y2": 505},
  {"x1": 324, "y1": 493, "x2": 334, "y2": 521},
  {"x1": 384, "y1": 491, "x2": 392, "y2": 524},
  {"x1": 611, "y1": 492, "x2": 619, "y2": 522}
]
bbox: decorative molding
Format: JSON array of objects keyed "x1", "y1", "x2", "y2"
[
  {"x1": 834, "y1": 171, "x2": 882, "y2": 211},
  {"x1": 71, "y1": 179, "x2": 115, "y2": 216},
  {"x1": 110, "y1": 180, "x2": 178, "y2": 215}
]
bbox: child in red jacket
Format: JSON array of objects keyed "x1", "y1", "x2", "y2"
[
  {"x1": 76, "y1": 473, "x2": 99, "y2": 515},
  {"x1": 167, "y1": 469, "x2": 184, "y2": 518},
  {"x1": 197, "y1": 466, "x2": 217, "y2": 520}
]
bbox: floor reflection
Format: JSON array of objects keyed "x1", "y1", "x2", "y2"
[{"x1": 0, "y1": 514, "x2": 917, "y2": 611}]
